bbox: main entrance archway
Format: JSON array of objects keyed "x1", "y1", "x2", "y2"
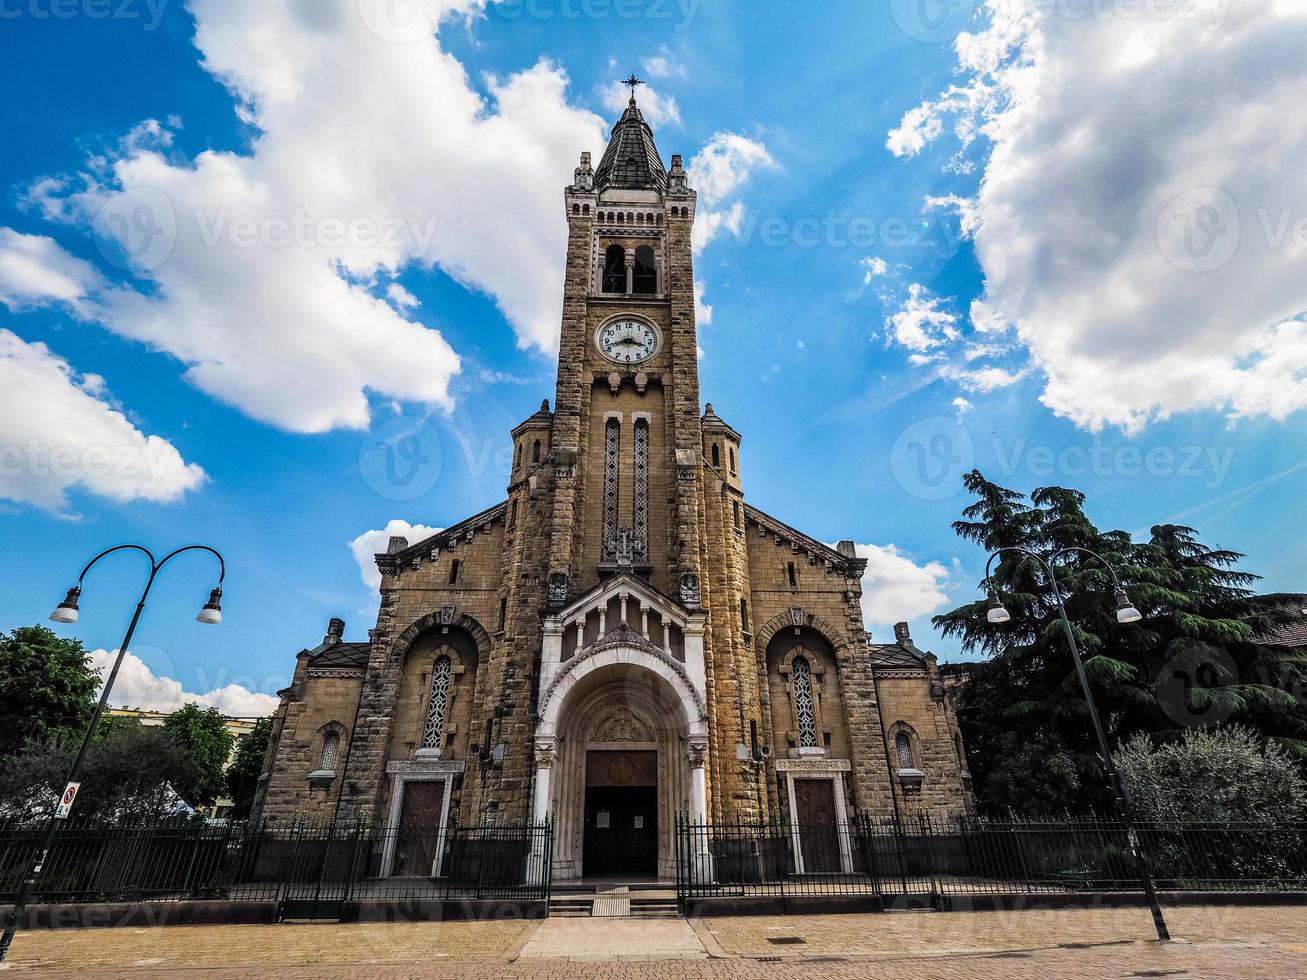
[
  {"x1": 533, "y1": 645, "x2": 708, "y2": 880},
  {"x1": 547, "y1": 662, "x2": 689, "y2": 879}
]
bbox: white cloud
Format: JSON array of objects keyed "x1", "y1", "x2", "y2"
[
  {"x1": 641, "y1": 50, "x2": 685, "y2": 79},
  {"x1": 386, "y1": 282, "x2": 420, "y2": 309},
  {"x1": 24, "y1": 0, "x2": 611, "y2": 433},
  {"x1": 859, "y1": 256, "x2": 888, "y2": 286},
  {"x1": 0, "y1": 329, "x2": 206, "y2": 511},
  {"x1": 846, "y1": 542, "x2": 954, "y2": 637},
  {"x1": 885, "y1": 283, "x2": 959, "y2": 351},
  {"x1": 889, "y1": 0, "x2": 1307, "y2": 432},
  {"x1": 0, "y1": 229, "x2": 103, "y2": 314},
  {"x1": 602, "y1": 81, "x2": 681, "y2": 128},
  {"x1": 688, "y1": 132, "x2": 774, "y2": 208},
  {"x1": 349, "y1": 518, "x2": 443, "y2": 593},
  {"x1": 89, "y1": 648, "x2": 278, "y2": 716},
  {"x1": 952, "y1": 396, "x2": 973, "y2": 417}
]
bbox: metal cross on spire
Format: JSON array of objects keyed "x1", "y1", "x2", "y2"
[{"x1": 621, "y1": 74, "x2": 645, "y2": 100}]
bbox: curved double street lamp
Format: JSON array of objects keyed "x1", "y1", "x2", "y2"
[
  {"x1": 0, "y1": 545, "x2": 225, "y2": 964},
  {"x1": 982, "y1": 545, "x2": 1169, "y2": 941}
]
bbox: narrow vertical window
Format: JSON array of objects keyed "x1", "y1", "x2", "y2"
[
  {"x1": 791, "y1": 656, "x2": 817, "y2": 748},
  {"x1": 633, "y1": 245, "x2": 657, "y2": 294},
  {"x1": 448, "y1": 559, "x2": 460, "y2": 585},
  {"x1": 602, "y1": 244, "x2": 626, "y2": 293},
  {"x1": 319, "y1": 731, "x2": 340, "y2": 772},
  {"x1": 498, "y1": 597, "x2": 508, "y2": 631},
  {"x1": 633, "y1": 418, "x2": 649, "y2": 562},
  {"x1": 532, "y1": 440, "x2": 541, "y2": 463},
  {"x1": 514, "y1": 443, "x2": 521, "y2": 471},
  {"x1": 895, "y1": 732, "x2": 914, "y2": 770},
  {"x1": 740, "y1": 597, "x2": 750, "y2": 632},
  {"x1": 508, "y1": 498, "x2": 518, "y2": 528},
  {"x1": 787, "y1": 562, "x2": 797, "y2": 588},
  {"x1": 732, "y1": 500, "x2": 741, "y2": 528},
  {"x1": 602, "y1": 418, "x2": 620, "y2": 562},
  {"x1": 729, "y1": 447, "x2": 737, "y2": 474},
  {"x1": 711, "y1": 443, "x2": 720, "y2": 467},
  {"x1": 422, "y1": 656, "x2": 453, "y2": 750}
]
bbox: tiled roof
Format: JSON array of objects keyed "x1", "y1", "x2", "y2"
[
  {"x1": 307, "y1": 642, "x2": 370, "y2": 669},
  {"x1": 1258, "y1": 593, "x2": 1307, "y2": 647},
  {"x1": 868, "y1": 643, "x2": 928, "y2": 668},
  {"x1": 594, "y1": 98, "x2": 667, "y2": 192}
]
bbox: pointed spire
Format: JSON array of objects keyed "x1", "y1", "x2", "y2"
[{"x1": 594, "y1": 84, "x2": 667, "y2": 193}]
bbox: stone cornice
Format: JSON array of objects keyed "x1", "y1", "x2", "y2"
[
  {"x1": 744, "y1": 504, "x2": 867, "y2": 574},
  {"x1": 376, "y1": 501, "x2": 508, "y2": 575}
]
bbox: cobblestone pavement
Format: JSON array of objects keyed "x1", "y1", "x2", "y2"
[{"x1": 1, "y1": 905, "x2": 1304, "y2": 979}]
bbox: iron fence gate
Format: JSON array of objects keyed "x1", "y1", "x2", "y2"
[
  {"x1": 0, "y1": 818, "x2": 553, "y2": 921},
  {"x1": 675, "y1": 813, "x2": 1307, "y2": 913}
]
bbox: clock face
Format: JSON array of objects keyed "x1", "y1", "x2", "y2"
[{"x1": 597, "y1": 318, "x2": 659, "y2": 364}]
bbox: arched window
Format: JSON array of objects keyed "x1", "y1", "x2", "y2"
[
  {"x1": 572, "y1": 203, "x2": 579, "y2": 215},
  {"x1": 319, "y1": 731, "x2": 340, "y2": 772},
  {"x1": 633, "y1": 245, "x2": 656, "y2": 294},
  {"x1": 602, "y1": 244, "x2": 626, "y2": 293},
  {"x1": 791, "y1": 656, "x2": 818, "y2": 748},
  {"x1": 532, "y1": 439, "x2": 541, "y2": 463},
  {"x1": 895, "y1": 731, "x2": 914, "y2": 770},
  {"x1": 422, "y1": 656, "x2": 453, "y2": 750},
  {"x1": 711, "y1": 443, "x2": 720, "y2": 467}
]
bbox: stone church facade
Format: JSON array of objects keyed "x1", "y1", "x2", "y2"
[{"x1": 253, "y1": 97, "x2": 972, "y2": 879}]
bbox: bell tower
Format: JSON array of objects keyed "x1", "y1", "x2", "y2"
[{"x1": 546, "y1": 91, "x2": 701, "y2": 606}]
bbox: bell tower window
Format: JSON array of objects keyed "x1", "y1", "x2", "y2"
[
  {"x1": 633, "y1": 245, "x2": 657, "y2": 294},
  {"x1": 602, "y1": 244, "x2": 626, "y2": 293}
]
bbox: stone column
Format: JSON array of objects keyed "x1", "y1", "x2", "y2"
[
  {"x1": 624, "y1": 249, "x2": 635, "y2": 294},
  {"x1": 686, "y1": 738, "x2": 712, "y2": 882},
  {"x1": 528, "y1": 737, "x2": 558, "y2": 885}
]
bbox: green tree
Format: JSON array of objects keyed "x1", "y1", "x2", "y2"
[
  {"x1": 1116, "y1": 725, "x2": 1305, "y2": 824},
  {"x1": 0, "y1": 626, "x2": 98, "y2": 758},
  {"x1": 938, "y1": 470, "x2": 1307, "y2": 813},
  {"x1": 224, "y1": 716, "x2": 273, "y2": 819},
  {"x1": 0, "y1": 719, "x2": 190, "y2": 823},
  {"x1": 163, "y1": 704, "x2": 234, "y2": 809}
]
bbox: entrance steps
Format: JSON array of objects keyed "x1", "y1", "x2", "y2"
[{"x1": 548, "y1": 881, "x2": 680, "y2": 918}]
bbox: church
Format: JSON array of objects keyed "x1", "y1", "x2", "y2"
[{"x1": 253, "y1": 93, "x2": 972, "y2": 880}]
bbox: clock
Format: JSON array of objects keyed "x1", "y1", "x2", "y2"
[{"x1": 596, "y1": 318, "x2": 659, "y2": 364}]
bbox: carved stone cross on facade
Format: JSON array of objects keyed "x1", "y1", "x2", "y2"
[{"x1": 615, "y1": 528, "x2": 635, "y2": 568}]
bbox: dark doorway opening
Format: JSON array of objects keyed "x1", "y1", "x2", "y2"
[{"x1": 583, "y1": 785, "x2": 657, "y2": 877}]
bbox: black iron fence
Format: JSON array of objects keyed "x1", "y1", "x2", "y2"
[
  {"x1": 0, "y1": 818, "x2": 552, "y2": 919},
  {"x1": 676, "y1": 813, "x2": 1307, "y2": 910}
]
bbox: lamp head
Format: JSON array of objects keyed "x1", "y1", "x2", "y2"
[
  {"x1": 196, "y1": 587, "x2": 223, "y2": 625},
  {"x1": 986, "y1": 590, "x2": 1011, "y2": 625},
  {"x1": 50, "y1": 586, "x2": 81, "y2": 624},
  {"x1": 1114, "y1": 587, "x2": 1142, "y2": 624}
]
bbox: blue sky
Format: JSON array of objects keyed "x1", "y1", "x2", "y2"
[{"x1": 2, "y1": 1, "x2": 1305, "y2": 714}]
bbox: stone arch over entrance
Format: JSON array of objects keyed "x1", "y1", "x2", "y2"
[{"x1": 532, "y1": 645, "x2": 708, "y2": 880}]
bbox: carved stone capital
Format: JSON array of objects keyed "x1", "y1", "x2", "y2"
[
  {"x1": 534, "y1": 737, "x2": 559, "y2": 769},
  {"x1": 685, "y1": 739, "x2": 708, "y2": 768}
]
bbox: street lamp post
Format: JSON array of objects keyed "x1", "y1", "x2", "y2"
[
  {"x1": 0, "y1": 544, "x2": 225, "y2": 964},
  {"x1": 982, "y1": 545, "x2": 1170, "y2": 942}
]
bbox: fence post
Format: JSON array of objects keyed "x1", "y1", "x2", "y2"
[{"x1": 180, "y1": 822, "x2": 204, "y2": 898}]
